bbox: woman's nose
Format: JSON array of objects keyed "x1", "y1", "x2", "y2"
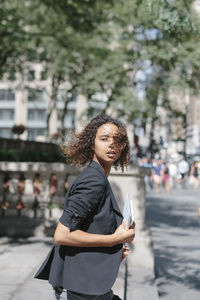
[{"x1": 108, "y1": 139, "x2": 115, "y2": 148}]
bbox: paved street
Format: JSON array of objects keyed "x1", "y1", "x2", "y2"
[
  {"x1": 146, "y1": 187, "x2": 200, "y2": 300},
  {"x1": 0, "y1": 226, "x2": 158, "y2": 300},
  {"x1": 0, "y1": 237, "x2": 53, "y2": 300},
  {"x1": 0, "y1": 216, "x2": 159, "y2": 300}
]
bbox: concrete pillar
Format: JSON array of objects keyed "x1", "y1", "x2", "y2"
[
  {"x1": 109, "y1": 166, "x2": 151, "y2": 229},
  {"x1": 14, "y1": 89, "x2": 28, "y2": 140}
]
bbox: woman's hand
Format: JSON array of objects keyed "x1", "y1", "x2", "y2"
[
  {"x1": 121, "y1": 245, "x2": 131, "y2": 261},
  {"x1": 113, "y1": 220, "x2": 135, "y2": 245}
]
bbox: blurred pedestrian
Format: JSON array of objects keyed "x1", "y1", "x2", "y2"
[
  {"x1": 33, "y1": 172, "x2": 43, "y2": 195},
  {"x1": 35, "y1": 114, "x2": 135, "y2": 300},
  {"x1": 49, "y1": 173, "x2": 58, "y2": 196},
  {"x1": 178, "y1": 158, "x2": 189, "y2": 188},
  {"x1": 140, "y1": 157, "x2": 153, "y2": 190},
  {"x1": 190, "y1": 161, "x2": 199, "y2": 189},
  {"x1": 163, "y1": 162, "x2": 170, "y2": 192},
  {"x1": 152, "y1": 160, "x2": 163, "y2": 193},
  {"x1": 168, "y1": 161, "x2": 178, "y2": 189}
]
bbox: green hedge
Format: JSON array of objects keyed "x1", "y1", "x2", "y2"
[{"x1": 0, "y1": 149, "x2": 66, "y2": 163}]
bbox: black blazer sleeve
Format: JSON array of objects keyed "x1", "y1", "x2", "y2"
[{"x1": 59, "y1": 167, "x2": 106, "y2": 231}]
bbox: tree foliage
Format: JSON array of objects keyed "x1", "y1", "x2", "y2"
[
  {"x1": 111, "y1": 0, "x2": 200, "y2": 147},
  {"x1": 1, "y1": 0, "x2": 200, "y2": 145}
]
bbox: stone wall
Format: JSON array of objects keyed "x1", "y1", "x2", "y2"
[
  {"x1": 0, "y1": 137, "x2": 59, "y2": 152},
  {"x1": 109, "y1": 166, "x2": 150, "y2": 230},
  {"x1": 0, "y1": 162, "x2": 150, "y2": 237}
]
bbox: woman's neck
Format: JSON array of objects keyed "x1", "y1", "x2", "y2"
[{"x1": 92, "y1": 157, "x2": 112, "y2": 177}]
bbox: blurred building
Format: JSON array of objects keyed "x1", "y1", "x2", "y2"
[
  {"x1": 193, "y1": 0, "x2": 200, "y2": 13},
  {"x1": 185, "y1": 0, "x2": 200, "y2": 156},
  {"x1": 0, "y1": 64, "x2": 105, "y2": 142},
  {"x1": 1, "y1": 63, "x2": 200, "y2": 158},
  {"x1": 156, "y1": 90, "x2": 200, "y2": 158},
  {"x1": 134, "y1": 87, "x2": 200, "y2": 159}
]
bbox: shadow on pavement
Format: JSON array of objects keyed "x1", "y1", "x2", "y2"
[
  {"x1": 146, "y1": 190, "x2": 200, "y2": 296},
  {"x1": 0, "y1": 236, "x2": 52, "y2": 255}
]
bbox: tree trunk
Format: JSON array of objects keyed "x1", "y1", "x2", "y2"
[
  {"x1": 46, "y1": 72, "x2": 60, "y2": 138},
  {"x1": 60, "y1": 98, "x2": 70, "y2": 142},
  {"x1": 59, "y1": 87, "x2": 76, "y2": 142}
]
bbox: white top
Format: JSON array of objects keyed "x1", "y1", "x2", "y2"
[{"x1": 178, "y1": 160, "x2": 189, "y2": 174}]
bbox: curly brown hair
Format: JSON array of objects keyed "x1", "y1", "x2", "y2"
[{"x1": 62, "y1": 114, "x2": 130, "y2": 171}]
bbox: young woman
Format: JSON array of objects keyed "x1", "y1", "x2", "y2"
[
  {"x1": 35, "y1": 114, "x2": 135, "y2": 300},
  {"x1": 152, "y1": 160, "x2": 163, "y2": 193},
  {"x1": 190, "y1": 161, "x2": 199, "y2": 189}
]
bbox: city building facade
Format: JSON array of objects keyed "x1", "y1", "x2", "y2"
[
  {"x1": 0, "y1": 64, "x2": 86, "y2": 142},
  {"x1": 1, "y1": 63, "x2": 200, "y2": 158}
]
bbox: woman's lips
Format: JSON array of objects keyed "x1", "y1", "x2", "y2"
[{"x1": 106, "y1": 152, "x2": 116, "y2": 158}]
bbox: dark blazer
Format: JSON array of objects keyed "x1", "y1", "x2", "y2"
[{"x1": 35, "y1": 161, "x2": 123, "y2": 295}]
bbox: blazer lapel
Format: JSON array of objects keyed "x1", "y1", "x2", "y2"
[
  {"x1": 108, "y1": 183, "x2": 123, "y2": 217},
  {"x1": 89, "y1": 160, "x2": 123, "y2": 217}
]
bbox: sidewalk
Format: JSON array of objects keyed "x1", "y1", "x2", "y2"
[
  {"x1": 0, "y1": 237, "x2": 53, "y2": 300},
  {"x1": 0, "y1": 223, "x2": 159, "y2": 300},
  {"x1": 146, "y1": 188, "x2": 200, "y2": 300},
  {"x1": 113, "y1": 224, "x2": 159, "y2": 299}
]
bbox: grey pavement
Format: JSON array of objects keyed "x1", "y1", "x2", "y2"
[
  {"x1": 0, "y1": 237, "x2": 53, "y2": 300},
  {"x1": 113, "y1": 224, "x2": 159, "y2": 299},
  {"x1": 146, "y1": 187, "x2": 200, "y2": 300},
  {"x1": 0, "y1": 212, "x2": 159, "y2": 300},
  {"x1": 0, "y1": 223, "x2": 159, "y2": 300}
]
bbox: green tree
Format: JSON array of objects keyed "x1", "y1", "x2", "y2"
[
  {"x1": 108, "y1": 0, "x2": 200, "y2": 151},
  {"x1": 0, "y1": 1, "x2": 28, "y2": 77},
  {"x1": 2, "y1": 0, "x2": 200, "y2": 148},
  {"x1": 20, "y1": 0, "x2": 117, "y2": 138}
]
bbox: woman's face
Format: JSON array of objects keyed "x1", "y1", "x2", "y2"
[{"x1": 92, "y1": 123, "x2": 125, "y2": 165}]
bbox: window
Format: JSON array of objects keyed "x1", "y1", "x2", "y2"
[
  {"x1": 28, "y1": 128, "x2": 46, "y2": 140},
  {"x1": 40, "y1": 70, "x2": 48, "y2": 80},
  {"x1": 37, "y1": 110, "x2": 46, "y2": 120},
  {"x1": 28, "y1": 89, "x2": 47, "y2": 102},
  {"x1": 28, "y1": 111, "x2": 34, "y2": 120},
  {"x1": 57, "y1": 89, "x2": 75, "y2": 102},
  {"x1": 0, "y1": 128, "x2": 13, "y2": 138},
  {"x1": 27, "y1": 70, "x2": 35, "y2": 81},
  {"x1": 28, "y1": 109, "x2": 46, "y2": 121},
  {"x1": 0, "y1": 109, "x2": 14, "y2": 121},
  {"x1": 0, "y1": 89, "x2": 15, "y2": 101},
  {"x1": 28, "y1": 129, "x2": 35, "y2": 140}
]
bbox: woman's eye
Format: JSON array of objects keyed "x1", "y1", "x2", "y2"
[{"x1": 101, "y1": 138, "x2": 107, "y2": 141}]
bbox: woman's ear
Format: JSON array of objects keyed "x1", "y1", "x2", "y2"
[{"x1": 91, "y1": 145, "x2": 94, "y2": 151}]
